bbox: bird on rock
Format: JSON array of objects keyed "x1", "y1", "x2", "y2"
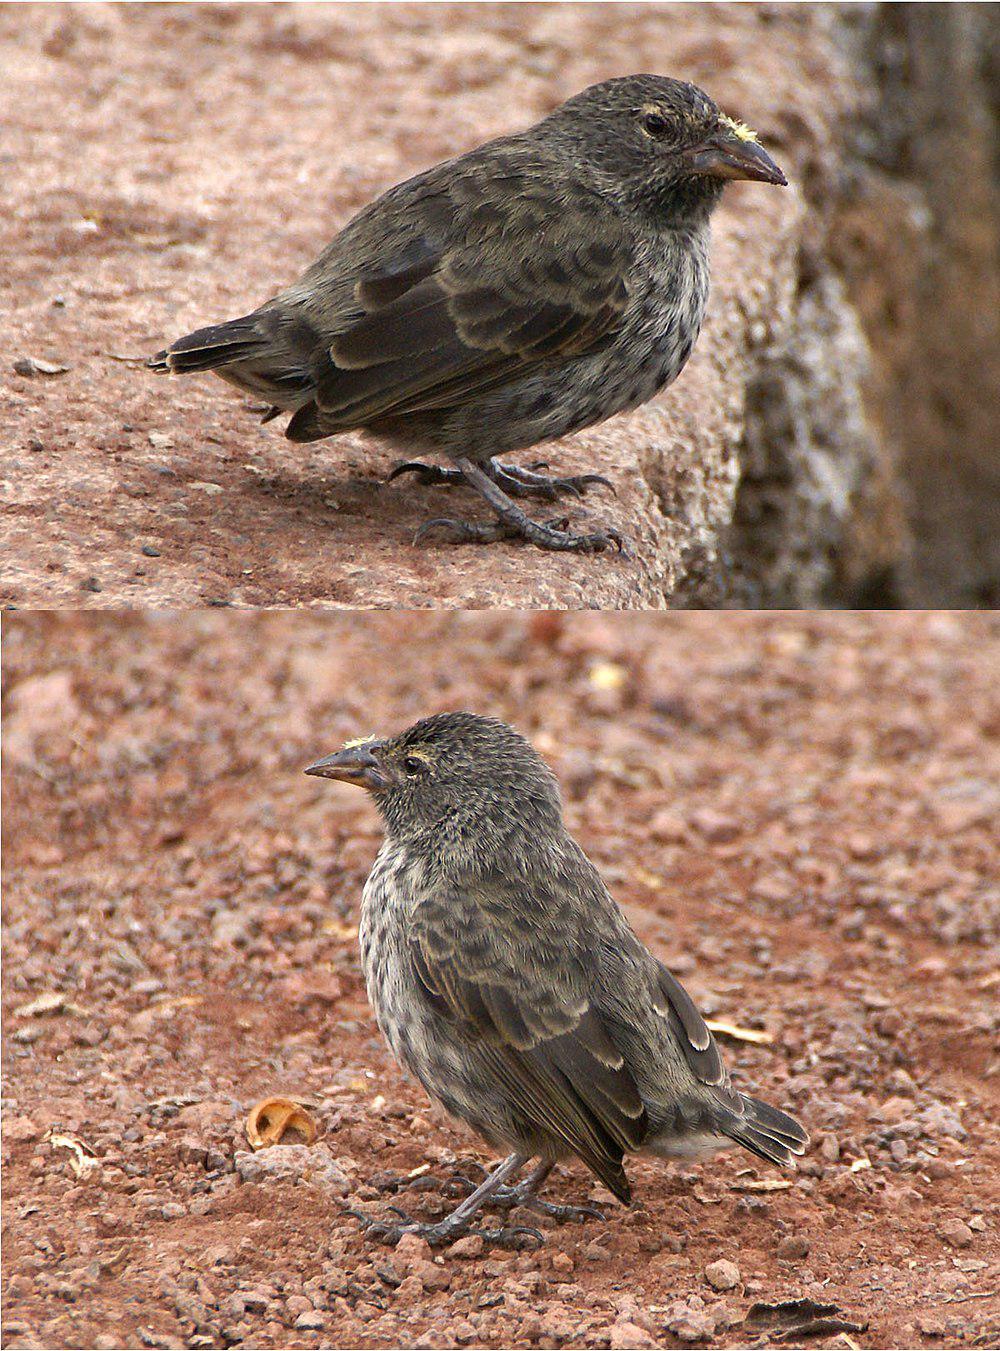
[
  {"x1": 305, "y1": 712, "x2": 807, "y2": 1247},
  {"x1": 150, "y1": 76, "x2": 786, "y2": 554}
]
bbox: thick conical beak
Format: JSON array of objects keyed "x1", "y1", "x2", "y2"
[
  {"x1": 304, "y1": 741, "x2": 387, "y2": 790},
  {"x1": 686, "y1": 133, "x2": 787, "y2": 187}
]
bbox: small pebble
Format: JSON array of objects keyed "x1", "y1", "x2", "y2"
[
  {"x1": 938, "y1": 1218, "x2": 974, "y2": 1248},
  {"x1": 704, "y1": 1258, "x2": 740, "y2": 1291},
  {"x1": 776, "y1": 1234, "x2": 810, "y2": 1260}
]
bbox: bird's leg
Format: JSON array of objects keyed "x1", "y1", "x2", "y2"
[
  {"x1": 449, "y1": 1161, "x2": 606, "y2": 1223},
  {"x1": 414, "y1": 457, "x2": 628, "y2": 555},
  {"x1": 388, "y1": 458, "x2": 614, "y2": 501},
  {"x1": 347, "y1": 1151, "x2": 544, "y2": 1250}
]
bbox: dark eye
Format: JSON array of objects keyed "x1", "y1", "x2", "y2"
[
  {"x1": 403, "y1": 755, "x2": 426, "y2": 776},
  {"x1": 642, "y1": 111, "x2": 670, "y2": 138}
]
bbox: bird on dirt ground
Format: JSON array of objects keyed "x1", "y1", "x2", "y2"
[
  {"x1": 305, "y1": 712, "x2": 807, "y2": 1248},
  {"x1": 150, "y1": 75, "x2": 786, "y2": 555}
]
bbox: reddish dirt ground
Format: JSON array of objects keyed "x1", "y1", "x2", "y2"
[{"x1": 3, "y1": 611, "x2": 999, "y2": 1349}]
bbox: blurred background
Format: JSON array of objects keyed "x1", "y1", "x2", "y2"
[
  {"x1": 4, "y1": 3, "x2": 998, "y2": 608},
  {"x1": 4, "y1": 611, "x2": 999, "y2": 1347}
]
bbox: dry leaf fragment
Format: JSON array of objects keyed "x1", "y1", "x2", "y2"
[
  {"x1": 246, "y1": 1097, "x2": 318, "y2": 1151},
  {"x1": 13, "y1": 357, "x2": 70, "y2": 377},
  {"x1": 731, "y1": 1177, "x2": 793, "y2": 1192},
  {"x1": 15, "y1": 992, "x2": 68, "y2": 1017},
  {"x1": 705, "y1": 1019, "x2": 774, "y2": 1046},
  {"x1": 46, "y1": 1131, "x2": 98, "y2": 1177}
]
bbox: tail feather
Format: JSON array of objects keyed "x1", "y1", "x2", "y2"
[
  {"x1": 723, "y1": 1094, "x2": 808, "y2": 1167},
  {"x1": 147, "y1": 317, "x2": 267, "y2": 374}
]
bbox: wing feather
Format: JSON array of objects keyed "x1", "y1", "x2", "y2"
[
  {"x1": 292, "y1": 171, "x2": 634, "y2": 437},
  {"x1": 409, "y1": 878, "x2": 646, "y2": 1203}
]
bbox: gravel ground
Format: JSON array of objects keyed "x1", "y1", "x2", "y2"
[{"x1": 3, "y1": 611, "x2": 999, "y2": 1348}]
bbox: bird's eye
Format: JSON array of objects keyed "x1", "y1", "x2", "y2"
[
  {"x1": 642, "y1": 111, "x2": 670, "y2": 138},
  {"x1": 403, "y1": 755, "x2": 426, "y2": 776}
]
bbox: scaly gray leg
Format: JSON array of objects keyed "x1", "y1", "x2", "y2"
[
  {"x1": 347, "y1": 1151, "x2": 543, "y2": 1249},
  {"x1": 414, "y1": 457, "x2": 627, "y2": 554}
]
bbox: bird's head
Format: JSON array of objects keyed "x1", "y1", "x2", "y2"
[
  {"x1": 547, "y1": 75, "x2": 786, "y2": 219},
  {"x1": 305, "y1": 712, "x2": 563, "y2": 849}
]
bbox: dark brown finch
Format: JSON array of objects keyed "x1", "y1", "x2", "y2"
[
  {"x1": 150, "y1": 75, "x2": 786, "y2": 554},
  {"x1": 305, "y1": 713, "x2": 807, "y2": 1248}
]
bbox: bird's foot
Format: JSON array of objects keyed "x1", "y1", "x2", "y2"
[
  {"x1": 448, "y1": 1175, "x2": 605, "y2": 1224},
  {"x1": 414, "y1": 514, "x2": 627, "y2": 555},
  {"x1": 388, "y1": 458, "x2": 614, "y2": 502},
  {"x1": 346, "y1": 1205, "x2": 543, "y2": 1251},
  {"x1": 386, "y1": 461, "x2": 466, "y2": 488},
  {"x1": 492, "y1": 462, "x2": 616, "y2": 502}
]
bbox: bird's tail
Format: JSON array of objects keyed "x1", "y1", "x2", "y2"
[
  {"x1": 147, "y1": 316, "x2": 268, "y2": 374},
  {"x1": 722, "y1": 1094, "x2": 808, "y2": 1167}
]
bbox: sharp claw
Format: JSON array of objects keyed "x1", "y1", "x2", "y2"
[
  {"x1": 387, "y1": 461, "x2": 427, "y2": 483},
  {"x1": 413, "y1": 517, "x2": 459, "y2": 545},
  {"x1": 580, "y1": 474, "x2": 616, "y2": 496}
]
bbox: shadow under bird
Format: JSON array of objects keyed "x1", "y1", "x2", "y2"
[
  {"x1": 306, "y1": 712, "x2": 807, "y2": 1247},
  {"x1": 150, "y1": 75, "x2": 786, "y2": 554}
]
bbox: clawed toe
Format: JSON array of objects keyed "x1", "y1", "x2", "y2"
[
  {"x1": 495, "y1": 464, "x2": 616, "y2": 501},
  {"x1": 387, "y1": 460, "x2": 465, "y2": 488},
  {"x1": 467, "y1": 1224, "x2": 545, "y2": 1250},
  {"x1": 530, "y1": 1199, "x2": 606, "y2": 1223},
  {"x1": 346, "y1": 1205, "x2": 543, "y2": 1250}
]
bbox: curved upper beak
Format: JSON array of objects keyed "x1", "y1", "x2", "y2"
[
  {"x1": 686, "y1": 133, "x2": 787, "y2": 187},
  {"x1": 304, "y1": 741, "x2": 387, "y2": 790}
]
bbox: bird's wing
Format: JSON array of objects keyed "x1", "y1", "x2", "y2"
[
  {"x1": 288, "y1": 171, "x2": 633, "y2": 438},
  {"x1": 408, "y1": 870, "x2": 647, "y2": 1202},
  {"x1": 650, "y1": 959, "x2": 738, "y2": 1106}
]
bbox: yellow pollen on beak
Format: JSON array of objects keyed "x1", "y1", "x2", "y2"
[{"x1": 720, "y1": 114, "x2": 760, "y2": 144}]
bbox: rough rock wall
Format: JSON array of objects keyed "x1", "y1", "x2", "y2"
[
  {"x1": 843, "y1": 3, "x2": 1000, "y2": 607},
  {"x1": 711, "y1": 4, "x2": 999, "y2": 608}
]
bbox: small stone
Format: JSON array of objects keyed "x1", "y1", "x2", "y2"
[
  {"x1": 294, "y1": 1310, "x2": 326, "y2": 1331},
  {"x1": 178, "y1": 1137, "x2": 207, "y2": 1167},
  {"x1": 704, "y1": 1258, "x2": 740, "y2": 1291},
  {"x1": 776, "y1": 1235, "x2": 810, "y2": 1260},
  {"x1": 160, "y1": 1202, "x2": 187, "y2": 1220},
  {"x1": 234, "y1": 1144, "x2": 349, "y2": 1194},
  {"x1": 448, "y1": 1234, "x2": 484, "y2": 1258},
  {"x1": 938, "y1": 1218, "x2": 974, "y2": 1248},
  {"x1": 820, "y1": 1134, "x2": 840, "y2": 1163},
  {"x1": 394, "y1": 1231, "x2": 433, "y2": 1266},
  {"x1": 610, "y1": 1320, "x2": 658, "y2": 1348},
  {"x1": 4, "y1": 1115, "x2": 40, "y2": 1143},
  {"x1": 141, "y1": 544, "x2": 161, "y2": 557}
]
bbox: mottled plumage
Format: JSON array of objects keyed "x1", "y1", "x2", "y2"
[
  {"x1": 306, "y1": 712, "x2": 806, "y2": 1246},
  {"x1": 151, "y1": 76, "x2": 786, "y2": 553}
]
